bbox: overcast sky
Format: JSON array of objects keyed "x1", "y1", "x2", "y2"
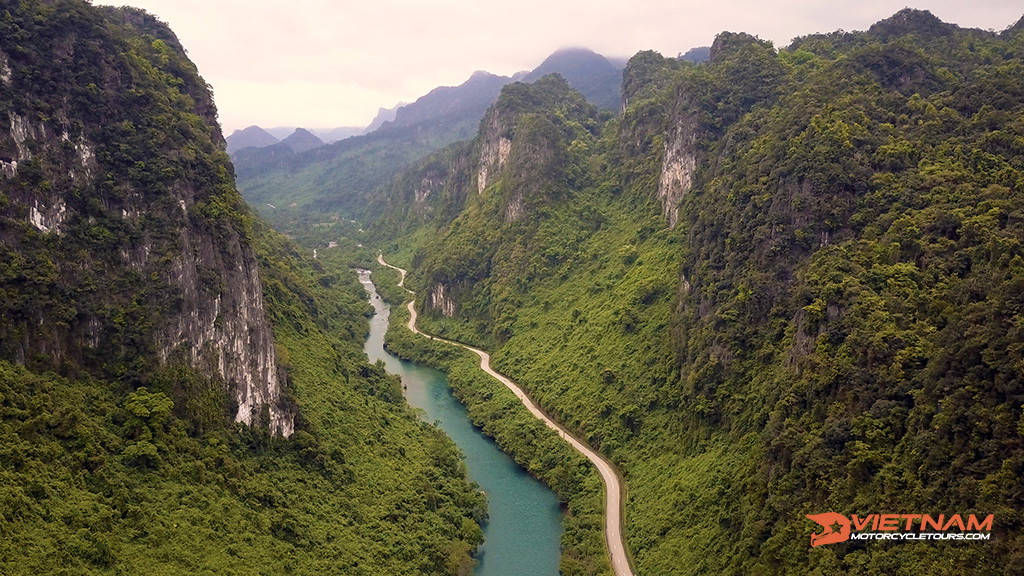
[{"x1": 96, "y1": 1, "x2": 1023, "y2": 134}]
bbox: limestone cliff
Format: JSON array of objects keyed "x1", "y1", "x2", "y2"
[
  {"x1": 384, "y1": 75, "x2": 601, "y2": 324},
  {"x1": 0, "y1": 1, "x2": 292, "y2": 435},
  {"x1": 475, "y1": 108, "x2": 513, "y2": 194},
  {"x1": 656, "y1": 107, "x2": 697, "y2": 228}
]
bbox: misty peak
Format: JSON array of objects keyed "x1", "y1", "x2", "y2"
[
  {"x1": 533, "y1": 47, "x2": 613, "y2": 70},
  {"x1": 523, "y1": 47, "x2": 621, "y2": 110}
]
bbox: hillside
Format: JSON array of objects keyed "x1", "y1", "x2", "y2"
[
  {"x1": 231, "y1": 70, "x2": 515, "y2": 226},
  {"x1": 377, "y1": 9, "x2": 1024, "y2": 575},
  {"x1": 0, "y1": 2, "x2": 485, "y2": 573}
]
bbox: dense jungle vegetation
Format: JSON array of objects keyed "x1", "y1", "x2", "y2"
[
  {"x1": 6, "y1": 1, "x2": 1023, "y2": 575},
  {"x1": 374, "y1": 263, "x2": 611, "y2": 576},
  {"x1": 0, "y1": 2, "x2": 484, "y2": 574},
  {"x1": 376, "y1": 9, "x2": 1024, "y2": 575},
  {"x1": 0, "y1": 228, "x2": 487, "y2": 576}
]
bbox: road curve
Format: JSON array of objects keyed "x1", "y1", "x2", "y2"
[{"x1": 376, "y1": 254, "x2": 635, "y2": 576}]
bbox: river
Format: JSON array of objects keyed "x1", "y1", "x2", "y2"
[{"x1": 358, "y1": 269, "x2": 562, "y2": 576}]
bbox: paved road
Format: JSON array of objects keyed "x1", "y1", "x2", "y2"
[{"x1": 376, "y1": 254, "x2": 635, "y2": 576}]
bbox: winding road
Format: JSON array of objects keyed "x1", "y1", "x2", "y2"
[{"x1": 377, "y1": 254, "x2": 635, "y2": 576}]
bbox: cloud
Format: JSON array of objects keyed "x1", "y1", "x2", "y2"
[{"x1": 99, "y1": 0, "x2": 1024, "y2": 132}]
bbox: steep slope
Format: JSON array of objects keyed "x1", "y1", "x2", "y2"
[
  {"x1": 380, "y1": 9, "x2": 1024, "y2": 575},
  {"x1": 388, "y1": 70, "x2": 513, "y2": 130},
  {"x1": 0, "y1": 0, "x2": 292, "y2": 434},
  {"x1": 384, "y1": 74, "x2": 605, "y2": 332},
  {"x1": 0, "y1": 2, "x2": 487, "y2": 574}
]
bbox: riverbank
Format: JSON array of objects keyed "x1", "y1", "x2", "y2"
[
  {"x1": 374, "y1": 257, "x2": 632, "y2": 576},
  {"x1": 359, "y1": 268, "x2": 562, "y2": 576}
]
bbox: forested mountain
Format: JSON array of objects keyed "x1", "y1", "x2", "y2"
[
  {"x1": 0, "y1": 2, "x2": 484, "y2": 573},
  {"x1": 376, "y1": 9, "x2": 1024, "y2": 575},
  {"x1": 520, "y1": 48, "x2": 623, "y2": 111},
  {"x1": 0, "y1": 1, "x2": 293, "y2": 435}
]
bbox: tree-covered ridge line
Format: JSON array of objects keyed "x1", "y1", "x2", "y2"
[
  {"x1": 1, "y1": 1, "x2": 487, "y2": 574},
  {"x1": 375, "y1": 8, "x2": 1024, "y2": 575}
]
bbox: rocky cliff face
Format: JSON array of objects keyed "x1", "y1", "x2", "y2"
[
  {"x1": 656, "y1": 107, "x2": 697, "y2": 228},
  {"x1": 386, "y1": 76, "x2": 602, "y2": 325},
  {"x1": 0, "y1": 1, "x2": 292, "y2": 435},
  {"x1": 474, "y1": 76, "x2": 584, "y2": 225},
  {"x1": 475, "y1": 105, "x2": 513, "y2": 194}
]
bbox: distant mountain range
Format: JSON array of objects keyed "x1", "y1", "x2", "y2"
[
  {"x1": 225, "y1": 104, "x2": 408, "y2": 158},
  {"x1": 230, "y1": 47, "x2": 628, "y2": 158},
  {"x1": 233, "y1": 47, "x2": 629, "y2": 221},
  {"x1": 227, "y1": 125, "x2": 356, "y2": 155}
]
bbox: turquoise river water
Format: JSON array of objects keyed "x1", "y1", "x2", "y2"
[{"x1": 359, "y1": 270, "x2": 562, "y2": 576}]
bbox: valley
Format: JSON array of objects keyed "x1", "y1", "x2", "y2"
[
  {"x1": 377, "y1": 255, "x2": 634, "y2": 576},
  {"x1": 2, "y1": 1, "x2": 1023, "y2": 575},
  {"x1": 240, "y1": 8, "x2": 1024, "y2": 575},
  {"x1": 359, "y1": 267, "x2": 564, "y2": 576}
]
